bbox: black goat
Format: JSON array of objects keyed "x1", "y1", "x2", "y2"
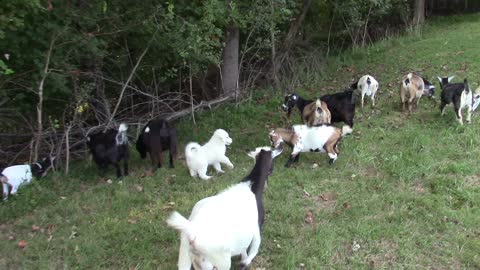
[
  {"x1": 136, "y1": 118, "x2": 178, "y2": 170},
  {"x1": 243, "y1": 147, "x2": 283, "y2": 228},
  {"x1": 438, "y1": 76, "x2": 472, "y2": 125},
  {"x1": 87, "y1": 123, "x2": 129, "y2": 177},
  {"x1": 282, "y1": 89, "x2": 356, "y2": 133}
]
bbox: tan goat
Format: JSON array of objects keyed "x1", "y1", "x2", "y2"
[{"x1": 302, "y1": 99, "x2": 331, "y2": 126}]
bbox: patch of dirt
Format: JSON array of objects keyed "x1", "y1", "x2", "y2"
[
  {"x1": 365, "y1": 239, "x2": 399, "y2": 269},
  {"x1": 312, "y1": 192, "x2": 338, "y2": 211},
  {"x1": 248, "y1": 255, "x2": 272, "y2": 270},
  {"x1": 413, "y1": 181, "x2": 428, "y2": 194},
  {"x1": 464, "y1": 174, "x2": 480, "y2": 187}
]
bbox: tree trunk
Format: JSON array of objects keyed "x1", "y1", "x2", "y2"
[
  {"x1": 221, "y1": 25, "x2": 239, "y2": 98},
  {"x1": 33, "y1": 37, "x2": 55, "y2": 161},
  {"x1": 413, "y1": 0, "x2": 425, "y2": 26},
  {"x1": 271, "y1": 0, "x2": 312, "y2": 78}
]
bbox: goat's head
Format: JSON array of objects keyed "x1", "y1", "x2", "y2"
[
  {"x1": 32, "y1": 156, "x2": 56, "y2": 178},
  {"x1": 269, "y1": 130, "x2": 284, "y2": 148},
  {"x1": 472, "y1": 86, "x2": 480, "y2": 111},
  {"x1": 282, "y1": 93, "x2": 299, "y2": 116},
  {"x1": 213, "y1": 129, "x2": 232, "y2": 146},
  {"x1": 437, "y1": 76, "x2": 455, "y2": 89},
  {"x1": 423, "y1": 78, "x2": 436, "y2": 98},
  {"x1": 248, "y1": 146, "x2": 283, "y2": 176}
]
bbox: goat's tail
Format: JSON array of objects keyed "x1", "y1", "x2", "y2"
[
  {"x1": 341, "y1": 125, "x2": 353, "y2": 136},
  {"x1": 115, "y1": 123, "x2": 128, "y2": 145},
  {"x1": 167, "y1": 211, "x2": 196, "y2": 242},
  {"x1": 185, "y1": 142, "x2": 201, "y2": 157}
]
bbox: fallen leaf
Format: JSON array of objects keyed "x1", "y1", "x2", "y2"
[
  {"x1": 106, "y1": 179, "x2": 113, "y2": 184},
  {"x1": 18, "y1": 240, "x2": 27, "y2": 249},
  {"x1": 370, "y1": 260, "x2": 376, "y2": 268},
  {"x1": 311, "y1": 163, "x2": 319, "y2": 169},
  {"x1": 135, "y1": 185, "x2": 144, "y2": 192},
  {"x1": 46, "y1": 224, "x2": 55, "y2": 234},
  {"x1": 319, "y1": 192, "x2": 337, "y2": 201},
  {"x1": 31, "y1": 225, "x2": 40, "y2": 232},
  {"x1": 47, "y1": 235, "x2": 53, "y2": 242},
  {"x1": 163, "y1": 201, "x2": 176, "y2": 211},
  {"x1": 342, "y1": 202, "x2": 351, "y2": 209},
  {"x1": 8, "y1": 235, "x2": 15, "y2": 241},
  {"x1": 127, "y1": 219, "x2": 138, "y2": 224},
  {"x1": 304, "y1": 210, "x2": 314, "y2": 225}
]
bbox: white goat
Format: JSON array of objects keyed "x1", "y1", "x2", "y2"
[
  {"x1": 167, "y1": 148, "x2": 283, "y2": 270},
  {"x1": 355, "y1": 75, "x2": 379, "y2": 108}
]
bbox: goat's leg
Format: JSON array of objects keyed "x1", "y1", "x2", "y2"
[
  {"x1": 361, "y1": 92, "x2": 365, "y2": 108},
  {"x1": 240, "y1": 230, "x2": 261, "y2": 269},
  {"x1": 466, "y1": 106, "x2": 472, "y2": 123},
  {"x1": 285, "y1": 154, "x2": 297, "y2": 167},
  {"x1": 157, "y1": 150, "x2": 164, "y2": 169},
  {"x1": 293, "y1": 153, "x2": 301, "y2": 163},
  {"x1": 324, "y1": 143, "x2": 338, "y2": 165},
  {"x1": 123, "y1": 159, "x2": 129, "y2": 176},
  {"x1": 114, "y1": 163, "x2": 122, "y2": 178},
  {"x1": 2, "y1": 183, "x2": 9, "y2": 201},
  {"x1": 408, "y1": 96, "x2": 415, "y2": 112},
  {"x1": 371, "y1": 93, "x2": 375, "y2": 107},
  {"x1": 168, "y1": 150, "x2": 175, "y2": 168},
  {"x1": 454, "y1": 101, "x2": 463, "y2": 125},
  {"x1": 440, "y1": 101, "x2": 447, "y2": 116},
  {"x1": 178, "y1": 236, "x2": 193, "y2": 270},
  {"x1": 10, "y1": 184, "x2": 19, "y2": 195},
  {"x1": 212, "y1": 162, "x2": 224, "y2": 173}
]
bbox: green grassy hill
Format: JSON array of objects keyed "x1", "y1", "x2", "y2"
[{"x1": 1, "y1": 14, "x2": 480, "y2": 269}]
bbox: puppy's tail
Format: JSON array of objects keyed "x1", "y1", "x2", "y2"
[
  {"x1": 167, "y1": 211, "x2": 196, "y2": 242},
  {"x1": 185, "y1": 142, "x2": 201, "y2": 157}
]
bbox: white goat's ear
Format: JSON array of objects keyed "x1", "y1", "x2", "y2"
[
  {"x1": 271, "y1": 147, "x2": 283, "y2": 159},
  {"x1": 448, "y1": 76, "x2": 455, "y2": 82},
  {"x1": 247, "y1": 150, "x2": 258, "y2": 159},
  {"x1": 437, "y1": 76, "x2": 442, "y2": 83},
  {"x1": 248, "y1": 146, "x2": 271, "y2": 159}
]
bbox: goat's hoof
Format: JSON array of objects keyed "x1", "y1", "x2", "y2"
[
  {"x1": 239, "y1": 263, "x2": 248, "y2": 270},
  {"x1": 328, "y1": 158, "x2": 335, "y2": 165}
]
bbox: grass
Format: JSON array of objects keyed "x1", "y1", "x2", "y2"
[{"x1": 1, "y1": 14, "x2": 480, "y2": 269}]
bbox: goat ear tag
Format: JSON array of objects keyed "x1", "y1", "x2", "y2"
[{"x1": 292, "y1": 95, "x2": 297, "y2": 100}]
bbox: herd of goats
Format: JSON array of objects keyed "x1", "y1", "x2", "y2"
[{"x1": 2, "y1": 71, "x2": 480, "y2": 269}]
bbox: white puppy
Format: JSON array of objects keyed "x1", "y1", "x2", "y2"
[{"x1": 185, "y1": 129, "x2": 234, "y2": 180}]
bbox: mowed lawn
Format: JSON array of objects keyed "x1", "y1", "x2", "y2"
[{"x1": 1, "y1": 15, "x2": 480, "y2": 269}]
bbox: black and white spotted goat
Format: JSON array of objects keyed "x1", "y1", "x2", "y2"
[
  {"x1": 438, "y1": 76, "x2": 472, "y2": 125},
  {"x1": 1, "y1": 156, "x2": 55, "y2": 201},
  {"x1": 167, "y1": 147, "x2": 283, "y2": 270}
]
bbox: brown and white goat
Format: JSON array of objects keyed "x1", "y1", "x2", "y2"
[
  {"x1": 302, "y1": 99, "x2": 331, "y2": 126},
  {"x1": 269, "y1": 124, "x2": 348, "y2": 167},
  {"x1": 400, "y1": 73, "x2": 435, "y2": 112}
]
